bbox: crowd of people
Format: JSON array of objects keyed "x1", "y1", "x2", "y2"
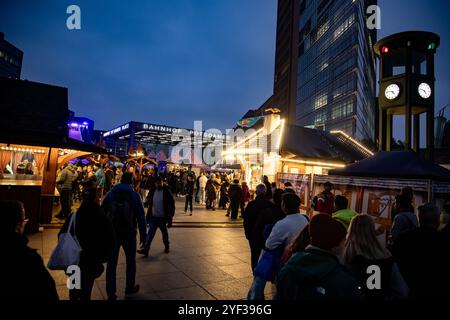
[
  {"x1": 244, "y1": 182, "x2": 450, "y2": 300},
  {"x1": 2, "y1": 171, "x2": 450, "y2": 301}
]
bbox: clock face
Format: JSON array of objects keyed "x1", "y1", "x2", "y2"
[
  {"x1": 418, "y1": 83, "x2": 432, "y2": 99},
  {"x1": 385, "y1": 84, "x2": 400, "y2": 100}
]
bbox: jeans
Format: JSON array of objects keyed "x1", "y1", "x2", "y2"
[
  {"x1": 247, "y1": 275, "x2": 266, "y2": 300},
  {"x1": 185, "y1": 194, "x2": 193, "y2": 212},
  {"x1": 144, "y1": 217, "x2": 170, "y2": 252},
  {"x1": 230, "y1": 200, "x2": 240, "y2": 219},
  {"x1": 106, "y1": 232, "x2": 137, "y2": 298},
  {"x1": 199, "y1": 187, "x2": 206, "y2": 204}
]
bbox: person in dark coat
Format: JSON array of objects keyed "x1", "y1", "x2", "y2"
[
  {"x1": 219, "y1": 179, "x2": 230, "y2": 210},
  {"x1": 60, "y1": 181, "x2": 116, "y2": 300},
  {"x1": 392, "y1": 203, "x2": 446, "y2": 300},
  {"x1": 1, "y1": 201, "x2": 58, "y2": 300},
  {"x1": 101, "y1": 172, "x2": 147, "y2": 300},
  {"x1": 243, "y1": 184, "x2": 285, "y2": 271},
  {"x1": 205, "y1": 178, "x2": 217, "y2": 210},
  {"x1": 263, "y1": 175, "x2": 273, "y2": 200},
  {"x1": 228, "y1": 179, "x2": 243, "y2": 220},
  {"x1": 184, "y1": 175, "x2": 195, "y2": 215},
  {"x1": 138, "y1": 177, "x2": 175, "y2": 257}
]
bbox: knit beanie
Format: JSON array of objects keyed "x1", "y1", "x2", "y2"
[{"x1": 309, "y1": 213, "x2": 347, "y2": 250}]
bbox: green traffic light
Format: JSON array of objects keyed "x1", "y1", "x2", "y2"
[{"x1": 428, "y1": 43, "x2": 436, "y2": 50}]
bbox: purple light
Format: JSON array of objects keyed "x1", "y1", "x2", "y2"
[
  {"x1": 69, "y1": 123, "x2": 79, "y2": 127},
  {"x1": 83, "y1": 122, "x2": 88, "y2": 125}
]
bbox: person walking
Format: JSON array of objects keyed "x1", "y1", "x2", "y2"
[
  {"x1": 101, "y1": 172, "x2": 147, "y2": 300},
  {"x1": 344, "y1": 214, "x2": 408, "y2": 300},
  {"x1": 138, "y1": 177, "x2": 175, "y2": 257},
  {"x1": 1, "y1": 201, "x2": 59, "y2": 300},
  {"x1": 198, "y1": 172, "x2": 208, "y2": 205},
  {"x1": 60, "y1": 181, "x2": 115, "y2": 300},
  {"x1": 228, "y1": 179, "x2": 243, "y2": 220},
  {"x1": 195, "y1": 173, "x2": 201, "y2": 203},
  {"x1": 184, "y1": 175, "x2": 195, "y2": 215},
  {"x1": 55, "y1": 163, "x2": 77, "y2": 219}
]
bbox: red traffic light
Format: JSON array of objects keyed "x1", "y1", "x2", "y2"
[{"x1": 381, "y1": 46, "x2": 389, "y2": 54}]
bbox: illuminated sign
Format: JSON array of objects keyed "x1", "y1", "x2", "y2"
[{"x1": 103, "y1": 123, "x2": 129, "y2": 137}]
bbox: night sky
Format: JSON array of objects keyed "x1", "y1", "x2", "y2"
[{"x1": 1, "y1": 0, "x2": 449, "y2": 141}]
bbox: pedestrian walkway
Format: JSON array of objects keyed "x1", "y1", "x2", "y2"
[
  {"x1": 172, "y1": 197, "x2": 243, "y2": 227},
  {"x1": 29, "y1": 227, "x2": 273, "y2": 300}
]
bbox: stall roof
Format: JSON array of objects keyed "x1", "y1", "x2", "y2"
[
  {"x1": 329, "y1": 151, "x2": 450, "y2": 181},
  {"x1": 280, "y1": 125, "x2": 370, "y2": 163},
  {"x1": 0, "y1": 130, "x2": 107, "y2": 154}
]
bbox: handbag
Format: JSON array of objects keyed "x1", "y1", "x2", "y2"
[{"x1": 47, "y1": 213, "x2": 82, "y2": 270}]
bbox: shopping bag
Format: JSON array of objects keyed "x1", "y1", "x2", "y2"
[{"x1": 47, "y1": 213, "x2": 82, "y2": 270}]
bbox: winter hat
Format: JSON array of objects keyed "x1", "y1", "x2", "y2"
[{"x1": 309, "y1": 213, "x2": 347, "y2": 250}]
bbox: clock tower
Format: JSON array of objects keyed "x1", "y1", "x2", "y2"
[{"x1": 374, "y1": 31, "x2": 440, "y2": 160}]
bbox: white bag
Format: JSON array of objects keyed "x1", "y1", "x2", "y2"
[{"x1": 47, "y1": 213, "x2": 82, "y2": 270}]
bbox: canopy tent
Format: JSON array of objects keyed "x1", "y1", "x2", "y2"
[{"x1": 329, "y1": 151, "x2": 450, "y2": 182}]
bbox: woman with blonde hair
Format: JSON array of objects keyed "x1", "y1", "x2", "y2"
[{"x1": 344, "y1": 214, "x2": 408, "y2": 300}]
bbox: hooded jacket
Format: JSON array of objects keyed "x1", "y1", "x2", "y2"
[{"x1": 277, "y1": 247, "x2": 363, "y2": 300}]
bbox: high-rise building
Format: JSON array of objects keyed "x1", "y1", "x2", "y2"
[
  {"x1": 0, "y1": 32, "x2": 23, "y2": 79},
  {"x1": 273, "y1": 0, "x2": 377, "y2": 143}
]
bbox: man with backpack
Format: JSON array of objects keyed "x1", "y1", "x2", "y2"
[
  {"x1": 138, "y1": 176, "x2": 175, "y2": 257},
  {"x1": 101, "y1": 172, "x2": 147, "y2": 300}
]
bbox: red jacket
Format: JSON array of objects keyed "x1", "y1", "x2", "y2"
[{"x1": 317, "y1": 191, "x2": 334, "y2": 215}]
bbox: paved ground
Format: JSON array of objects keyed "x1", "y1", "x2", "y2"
[{"x1": 31, "y1": 198, "x2": 273, "y2": 300}]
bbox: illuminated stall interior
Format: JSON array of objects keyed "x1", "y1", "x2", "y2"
[{"x1": 219, "y1": 111, "x2": 374, "y2": 190}]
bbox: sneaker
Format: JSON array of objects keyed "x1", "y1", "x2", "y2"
[
  {"x1": 164, "y1": 247, "x2": 170, "y2": 254},
  {"x1": 225, "y1": 213, "x2": 230, "y2": 217},
  {"x1": 125, "y1": 285, "x2": 140, "y2": 295},
  {"x1": 137, "y1": 249, "x2": 148, "y2": 257},
  {"x1": 189, "y1": 213, "x2": 193, "y2": 216}
]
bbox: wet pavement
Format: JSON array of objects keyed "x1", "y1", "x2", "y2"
[{"x1": 29, "y1": 198, "x2": 273, "y2": 300}]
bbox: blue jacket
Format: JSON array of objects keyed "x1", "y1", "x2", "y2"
[
  {"x1": 101, "y1": 183, "x2": 147, "y2": 242},
  {"x1": 253, "y1": 224, "x2": 284, "y2": 282}
]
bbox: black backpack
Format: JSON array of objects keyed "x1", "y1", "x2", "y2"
[{"x1": 106, "y1": 190, "x2": 134, "y2": 240}]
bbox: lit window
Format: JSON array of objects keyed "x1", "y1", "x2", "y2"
[
  {"x1": 314, "y1": 92, "x2": 328, "y2": 109},
  {"x1": 333, "y1": 14, "x2": 355, "y2": 40},
  {"x1": 316, "y1": 20, "x2": 329, "y2": 41}
]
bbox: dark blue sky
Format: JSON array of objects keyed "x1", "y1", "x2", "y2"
[{"x1": 1, "y1": 0, "x2": 449, "y2": 139}]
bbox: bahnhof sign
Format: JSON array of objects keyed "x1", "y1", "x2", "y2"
[{"x1": 103, "y1": 121, "x2": 231, "y2": 156}]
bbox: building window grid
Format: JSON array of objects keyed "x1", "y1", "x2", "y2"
[{"x1": 296, "y1": 0, "x2": 374, "y2": 141}]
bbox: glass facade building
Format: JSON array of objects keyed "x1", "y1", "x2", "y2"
[{"x1": 295, "y1": 0, "x2": 377, "y2": 142}]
